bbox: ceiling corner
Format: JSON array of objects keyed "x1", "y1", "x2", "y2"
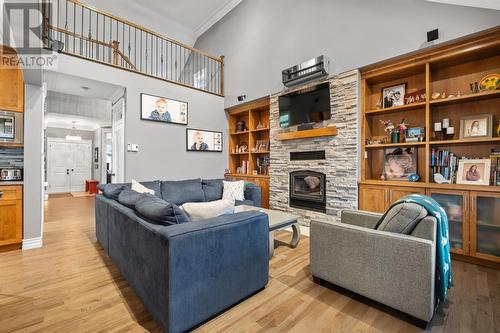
[{"x1": 194, "y1": 0, "x2": 242, "y2": 38}]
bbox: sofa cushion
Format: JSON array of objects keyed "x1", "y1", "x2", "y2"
[
  {"x1": 161, "y1": 178, "x2": 205, "y2": 205},
  {"x1": 222, "y1": 180, "x2": 245, "y2": 201},
  {"x1": 100, "y1": 184, "x2": 126, "y2": 200},
  {"x1": 202, "y1": 179, "x2": 223, "y2": 202},
  {"x1": 135, "y1": 194, "x2": 190, "y2": 225},
  {"x1": 132, "y1": 179, "x2": 155, "y2": 194},
  {"x1": 377, "y1": 202, "x2": 428, "y2": 234},
  {"x1": 181, "y1": 199, "x2": 234, "y2": 222},
  {"x1": 117, "y1": 189, "x2": 142, "y2": 209}
]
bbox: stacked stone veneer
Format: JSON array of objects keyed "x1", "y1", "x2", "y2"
[{"x1": 269, "y1": 69, "x2": 359, "y2": 226}]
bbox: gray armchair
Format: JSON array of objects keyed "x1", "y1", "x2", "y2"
[{"x1": 310, "y1": 209, "x2": 437, "y2": 324}]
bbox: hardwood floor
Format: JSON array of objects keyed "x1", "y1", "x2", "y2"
[{"x1": 0, "y1": 196, "x2": 498, "y2": 332}]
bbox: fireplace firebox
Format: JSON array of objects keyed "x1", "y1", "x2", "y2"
[{"x1": 289, "y1": 170, "x2": 326, "y2": 213}]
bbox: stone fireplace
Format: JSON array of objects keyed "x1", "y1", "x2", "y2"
[{"x1": 269, "y1": 69, "x2": 359, "y2": 226}]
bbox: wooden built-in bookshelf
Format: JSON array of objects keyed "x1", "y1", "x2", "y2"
[
  {"x1": 225, "y1": 96, "x2": 270, "y2": 208},
  {"x1": 359, "y1": 27, "x2": 500, "y2": 265}
]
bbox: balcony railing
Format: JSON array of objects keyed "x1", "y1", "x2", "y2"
[{"x1": 41, "y1": 0, "x2": 224, "y2": 96}]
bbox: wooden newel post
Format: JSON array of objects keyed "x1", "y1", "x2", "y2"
[
  {"x1": 220, "y1": 55, "x2": 225, "y2": 96},
  {"x1": 112, "y1": 41, "x2": 120, "y2": 65}
]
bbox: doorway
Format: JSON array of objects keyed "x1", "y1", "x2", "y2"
[
  {"x1": 46, "y1": 138, "x2": 92, "y2": 193},
  {"x1": 43, "y1": 72, "x2": 125, "y2": 198}
]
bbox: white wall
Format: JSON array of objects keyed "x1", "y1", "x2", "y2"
[
  {"x1": 45, "y1": 53, "x2": 227, "y2": 182},
  {"x1": 23, "y1": 84, "x2": 44, "y2": 248},
  {"x1": 194, "y1": 0, "x2": 500, "y2": 107}
]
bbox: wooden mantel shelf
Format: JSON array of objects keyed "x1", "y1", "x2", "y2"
[{"x1": 276, "y1": 126, "x2": 338, "y2": 141}]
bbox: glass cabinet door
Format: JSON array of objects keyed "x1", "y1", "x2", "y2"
[
  {"x1": 427, "y1": 190, "x2": 469, "y2": 255},
  {"x1": 471, "y1": 192, "x2": 500, "y2": 260}
]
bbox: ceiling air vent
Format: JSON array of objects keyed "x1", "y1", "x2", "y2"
[{"x1": 290, "y1": 150, "x2": 326, "y2": 161}]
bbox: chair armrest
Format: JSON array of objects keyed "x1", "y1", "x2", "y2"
[
  {"x1": 341, "y1": 209, "x2": 383, "y2": 229},
  {"x1": 244, "y1": 183, "x2": 262, "y2": 207},
  {"x1": 310, "y1": 220, "x2": 435, "y2": 322}
]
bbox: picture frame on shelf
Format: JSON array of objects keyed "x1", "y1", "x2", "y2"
[
  {"x1": 404, "y1": 89, "x2": 426, "y2": 105},
  {"x1": 255, "y1": 140, "x2": 269, "y2": 152},
  {"x1": 456, "y1": 158, "x2": 491, "y2": 186},
  {"x1": 459, "y1": 114, "x2": 492, "y2": 139},
  {"x1": 140, "y1": 93, "x2": 188, "y2": 125},
  {"x1": 405, "y1": 127, "x2": 425, "y2": 142},
  {"x1": 382, "y1": 83, "x2": 406, "y2": 108},
  {"x1": 186, "y1": 128, "x2": 223, "y2": 152},
  {"x1": 383, "y1": 147, "x2": 417, "y2": 181}
]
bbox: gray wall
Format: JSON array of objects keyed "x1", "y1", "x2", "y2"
[
  {"x1": 46, "y1": 54, "x2": 226, "y2": 182},
  {"x1": 194, "y1": 0, "x2": 500, "y2": 107}
]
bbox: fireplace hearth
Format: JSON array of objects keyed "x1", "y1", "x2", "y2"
[{"x1": 289, "y1": 170, "x2": 326, "y2": 213}]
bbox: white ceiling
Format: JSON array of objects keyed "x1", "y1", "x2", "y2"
[
  {"x1": 82, "y1": 0, "x2": 242, "y2": 45},
  {"x1": 45, "y1": 113, "x2": 111, "y2": 131},
  {"x1": 44, "y1": 72, "x2": 124, "y2": 101},
  {"x1": 425, "y1": 0, "x2": 500, "y2": 10}
]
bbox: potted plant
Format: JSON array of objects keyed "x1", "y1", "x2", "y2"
[{"x1": 380, "y1": 119, "x2": 408, "y2": 143}]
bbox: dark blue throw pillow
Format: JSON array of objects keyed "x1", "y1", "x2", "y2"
[
  {"x1": 100, "y1": 184, "x2": 126, "y2": 200},
  {"x1": 117, "y1": 189, "x2": 142, "y2": 209},
  {"x1": 160, "y1": 178, "x2": 205, "y2": 205},
  {"x1": 135, "y1": 194, "x2": 190, "y2": 225},
  {"x1": 202, "y1": 179, "x2": 224, "y2": 202}
]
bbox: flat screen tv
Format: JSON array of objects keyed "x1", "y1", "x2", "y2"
[{"x1": 279, "y1": 82, "x2": 331, "y2": 128}]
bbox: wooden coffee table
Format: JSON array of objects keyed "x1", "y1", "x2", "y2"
[{"x1": 235, "y1": 205, "x2": 301, "y2": 258}]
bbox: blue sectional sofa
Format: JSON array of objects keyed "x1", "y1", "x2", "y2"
[{"x1": 95, "y1": 178, "x2": 269, "y2": 333}]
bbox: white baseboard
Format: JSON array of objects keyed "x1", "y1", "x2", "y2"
[{"x1": 22, "y1": 237, "x2": 43, "y2": 250}]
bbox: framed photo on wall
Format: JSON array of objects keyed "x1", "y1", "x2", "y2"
[
  {"x1": 383, "y1": 147, "x2": 417, "y2": 181},
  {"x1": 140, "y1": 93, "x2": 188, "y2": 125},
  {"x1": 382, "y1": 83, "x2": 406, "y2": 108},
  {"x1": 456, "y1": 159, "x2": 491, "y2": 186},
  {"x1": 459, "y1": 114, "x2": 492, "y2": 139},
  {"x1": 186, "y1": 128, "x2": 223, "y2": 152}
]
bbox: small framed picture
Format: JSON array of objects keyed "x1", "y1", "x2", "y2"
[
  {"x1": 384, "y1": 147, "x2": 417, "y2": 181},
  {"x1": 382, "y1": 83, "x2": 406, "y2": 108},
  {"x1": 186, "y1": 128, "x2": 223, "y2": 152},
  {"x1": 140, "y1": 93, "x2": 188, "y2": 125},
  {"x1": 255, "y1": 139, "x2": 269, "y2": 152},
  {"x1": 405, "y1": 127, "x2": 425, "y2": 142},
  {"x1": 456, "y1": 159, "x2": 491, "y2": 186},
  {"x1": 459, "y1": 114, "x2": 492, "y2": 139}
]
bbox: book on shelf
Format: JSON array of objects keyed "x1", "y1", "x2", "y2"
[
  {"x1": 256, "y1": 156, "x2": 270, "y2": 175},
  {"x1": 430, "y1": 148, "x2": 459, "y2": 184},
  {"x1": 490, "y1": 150, "x2": 500, "y2": 186}
]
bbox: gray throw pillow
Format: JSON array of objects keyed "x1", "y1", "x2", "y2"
[
  {"x1": 377, "y1": 202, "x2": 428, "y2": 234},
  {"x1": 117, "y1": 189, "x2": 142, "y2": 208},
  {"x1": 100, "y1": 184, "x2": 125, "y2": 200},
  {"x1": 135, "y1": 194, "x2": 190, "y2": 225}
]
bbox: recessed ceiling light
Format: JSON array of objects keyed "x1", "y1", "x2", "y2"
[{"x1": 80, "y1": 86, "x2": 90, "y2": 91}]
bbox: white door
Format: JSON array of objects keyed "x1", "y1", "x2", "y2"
[
  {"x1": 47, "y1": 139, "x2": 71, "y2": 193},
  {"x1": 69, "y1": 141, "x2": 92, "y2": 192},
  {"x1": 112, "y1": 97, "x2": 125, "y2": 183},
  {"x1": 47, "y1": 138, "x2": 92, "y2": 193}
]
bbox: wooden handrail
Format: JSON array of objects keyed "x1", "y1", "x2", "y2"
[
  {"x1": 48, "y1": 24, "x2": 112, "y2": 48},
  {"x1": 49, "y1": 25, "x2": 137, "y2": 71},
  {"x1": 69, "y1": 0, "x2": 223, "y2": 63}
]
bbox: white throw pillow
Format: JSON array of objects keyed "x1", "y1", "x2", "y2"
[
  {"x1": 222, "y1": 180, "x2": 245, "y2": 201},
  {"x1": 131, "y1": 179, "x2": 155, "y2": 195},
  {"x1": 181, "y1": 199, "x2": 235, "y2": 222}
]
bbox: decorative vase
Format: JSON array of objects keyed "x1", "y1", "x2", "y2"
[
  {"x1": 496, "y1": 120, "x2": 500, "y2": 137},
  {"x1": 391, "y1": 132, "x2": 400, "y2": 144}
]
